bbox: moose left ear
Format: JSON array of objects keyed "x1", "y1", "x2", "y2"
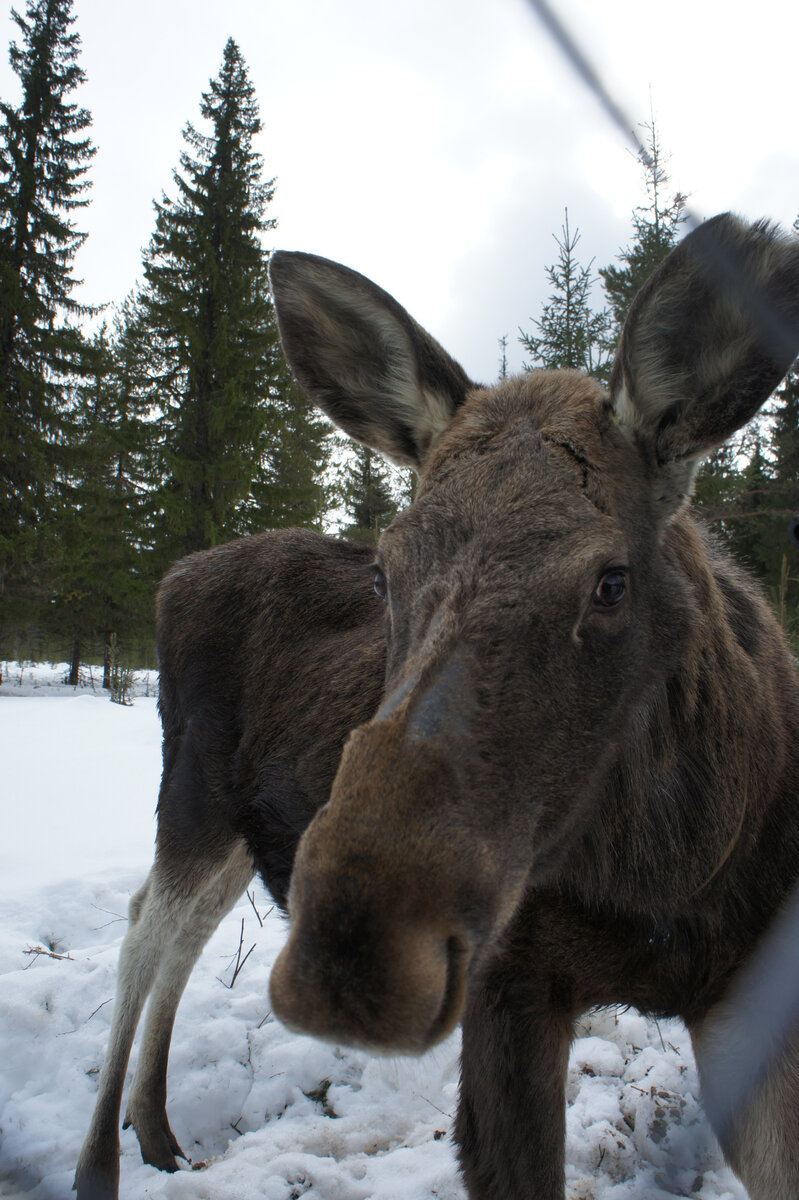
[{"x1": 610, "y1": 214, "x2": 799, "y2": 519}]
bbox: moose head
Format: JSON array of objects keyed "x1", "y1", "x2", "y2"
[{"x1": 268, "y1": 215, "x2": 799, "y2": 1057}]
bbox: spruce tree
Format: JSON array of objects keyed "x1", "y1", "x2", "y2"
[
  {"x1": 519, "y1": 209, "x2": 610, "y2": 382},
  {"x1": 394, "y1": 465, "x2": 416, "y2": 511},
  {"x1": 103, "y1": 291, "x2": 164, "y2": 552},
  {"x1": 498, "y1": 335, "x2": 508, "y2": 382},
  {"x1": 0, "y1": 0, "x2": 94, "y2": 643},
  {"x1": 600, "y1": 121, "x2": 686, "y2": 336},
  {"x1": 139, "y1": 38, "x2": 280, "y2": 569},
  {"x1": 759, "y1": 213, "x2": 799, "y2": 616},
  {"x1": 719, "y1": 433, "x2": 776, "y2": 583},
  {"x1": 771, "y1": 372, "x2": 799, "y2": 514},
  {"x1": 244, "y1": 353, "x2": 332, "y2": 532},
  {"x1": 771, "y1": 214, "x2": 799, "y2": 536},
  {"x1": 692, "y1": 439, "x2": 743, "y2": 525},
  {"x1": 46, "y1": 319, "x2": 156, "y2": 681},
  {"x1": 769, "y1": 364, "x2": 799, "y2": 611},
  {"x1": 693, "y1": 419, "x2": 794, "y2": 617},
  {"x1": 340, "y1": 443, "x2": 398, "y2": 544}
]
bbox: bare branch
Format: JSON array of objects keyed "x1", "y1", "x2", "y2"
[
  {"x1": 216, "y1": 918, "x2": 257, "y2": 989},
  {"x1": 246, "y1": 889, "x2": 263, "y2": 927},
  {"x1": 23, "y1": 944, "x2": 74, "y2": 968}
]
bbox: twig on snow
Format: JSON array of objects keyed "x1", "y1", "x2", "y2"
[
  {"x1": 216, "y1": 918, "x2": 256, "y2": 989},
  {"x1": 23, "y1": 944, "x2": 74, "y2": 968},
  {"x1": 58, "y1": 997, "x2": 113, "y2": 1037},
  {"x1": 90, "y1": 903, "x2": 127, "y2": 930},
  {"x1": 246, "y1": 890, "x2": 263, "y2": 927}
]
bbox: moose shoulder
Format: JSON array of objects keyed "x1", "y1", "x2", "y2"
[{"x1": 76, "y1": 215, "x2": 799, "y2": 1200}]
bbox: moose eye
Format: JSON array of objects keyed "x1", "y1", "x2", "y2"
[
  {"x1": 373, "y1": 567, "x2": 388, "y2": 603},
  {"x1": 592, "y1": 569, "x2": 628, "y2": 610}
]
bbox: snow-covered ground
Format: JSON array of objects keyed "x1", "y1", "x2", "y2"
[{"x1": 0, "y1": 664, "x2": 747, "y2": 1199}]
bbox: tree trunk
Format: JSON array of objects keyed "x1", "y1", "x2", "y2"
[
  {"x1": 103, "y1": 636, "x2": 112, "y2": 690},
  {"x1": 69, "y1": 637, "x2": 80, "y2": 687}
]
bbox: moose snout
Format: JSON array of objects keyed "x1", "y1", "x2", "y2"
[
  {"x1": 270, "y1": 897, "x2": 470, "y2": 1053},
  {"x1": 269, "y1": 719, "x2": 490, "y2": 1053}
]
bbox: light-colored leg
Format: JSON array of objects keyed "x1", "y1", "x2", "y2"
[
  {"x1": 123, "y1": 840, "x2": 254, "y2": 1170},
  {"x1": 74, "y1": 841, "x2": 252, "y2": 1200},
  {"x1": 74, "y1": 871, "x2": 176, "y2": 1200},
  {"x1": 690, "y1": 1003, "x2": 799, "y2": 1199}
]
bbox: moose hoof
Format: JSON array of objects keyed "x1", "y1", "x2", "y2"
[{"x1": 123, "y1": 1107, "x2": 187, "y2": 1173}]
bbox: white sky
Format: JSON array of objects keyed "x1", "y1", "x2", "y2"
[{"x1": 1, "y1": 0, "x2": 798, "y2": 383}]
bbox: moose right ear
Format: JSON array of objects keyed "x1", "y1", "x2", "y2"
[
  {"x1": 610, "y1": 214, "x2": 799, "y2": 520},
  {"x1": 269, "y1": 251, "x2": 474, "y2": 470}
]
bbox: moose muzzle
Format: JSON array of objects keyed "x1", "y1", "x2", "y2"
[{"x1": 269, "y1": 716, "x2": 499, "y2": 1053}]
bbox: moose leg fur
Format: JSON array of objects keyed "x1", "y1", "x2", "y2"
[
  {"x1": 74, "y1": 839, "x2": 252, "y2": 1200},
  {"x1": 123, "y1": 839, "x2": 254, "y2": 1170},
  {"x1": 455, "y1": 940, "x2": 573, "y2": 1200},
  {"x1": 74, "y1": 871, "x2": 174, "y2": 1200},
  {"x1": 690, "y1": 1003, "x2": 799, "y2": 1200}
]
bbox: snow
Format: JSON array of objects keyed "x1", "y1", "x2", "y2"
[{"x1": 0, "y1": 665, "x2": 749, "y2": 1199}]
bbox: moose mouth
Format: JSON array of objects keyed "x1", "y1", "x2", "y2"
[{"x1": 422, "y1": 933, "x2": 471, "y2": 1050}]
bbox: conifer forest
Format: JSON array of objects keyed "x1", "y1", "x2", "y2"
[{"x1": 1, "y1": 0, "x2": 797, "y2": 680}]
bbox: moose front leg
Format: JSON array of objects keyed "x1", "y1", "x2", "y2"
[
  {"x1": 455, "y1": 943, "x2": 573, "y2": 1200},
  {"x1": 123, "y1": 840, "x2": 253, "y2": 1172}
]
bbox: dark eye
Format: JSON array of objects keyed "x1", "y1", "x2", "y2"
[
  {"x1": 373, "y1": 567, "x2": 388, "y2": 603},
  {"x1": 592, "y1": 569, "x2": 628, "y2": 610}
]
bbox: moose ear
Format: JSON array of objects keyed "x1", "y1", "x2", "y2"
[
  {"x1": 610, "y1": 214, "x2": 799, "y2": 519},
  {"x1": 268, "y1": 251, "x2": 474, "y2": 469}
]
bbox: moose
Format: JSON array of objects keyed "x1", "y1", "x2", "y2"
[{"x1": 76, "y1": 213, "x2": 799, "y2": 1200}]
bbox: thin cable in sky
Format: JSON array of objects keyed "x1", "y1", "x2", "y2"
[
  {"x1": 523, "y1": 0, "x2": 699, "y2": 225},
  {"x1": 523, "y1": 0, "x2": 798, "y2": 367}
]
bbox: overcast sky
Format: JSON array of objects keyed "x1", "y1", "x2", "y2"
[{"x1": 1, "y1": 0, "x2": 798, "y2": 382}]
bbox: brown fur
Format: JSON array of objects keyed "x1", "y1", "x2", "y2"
[{"x1": 77, "y1": 215, "x2": 799, "y2": 1200}]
